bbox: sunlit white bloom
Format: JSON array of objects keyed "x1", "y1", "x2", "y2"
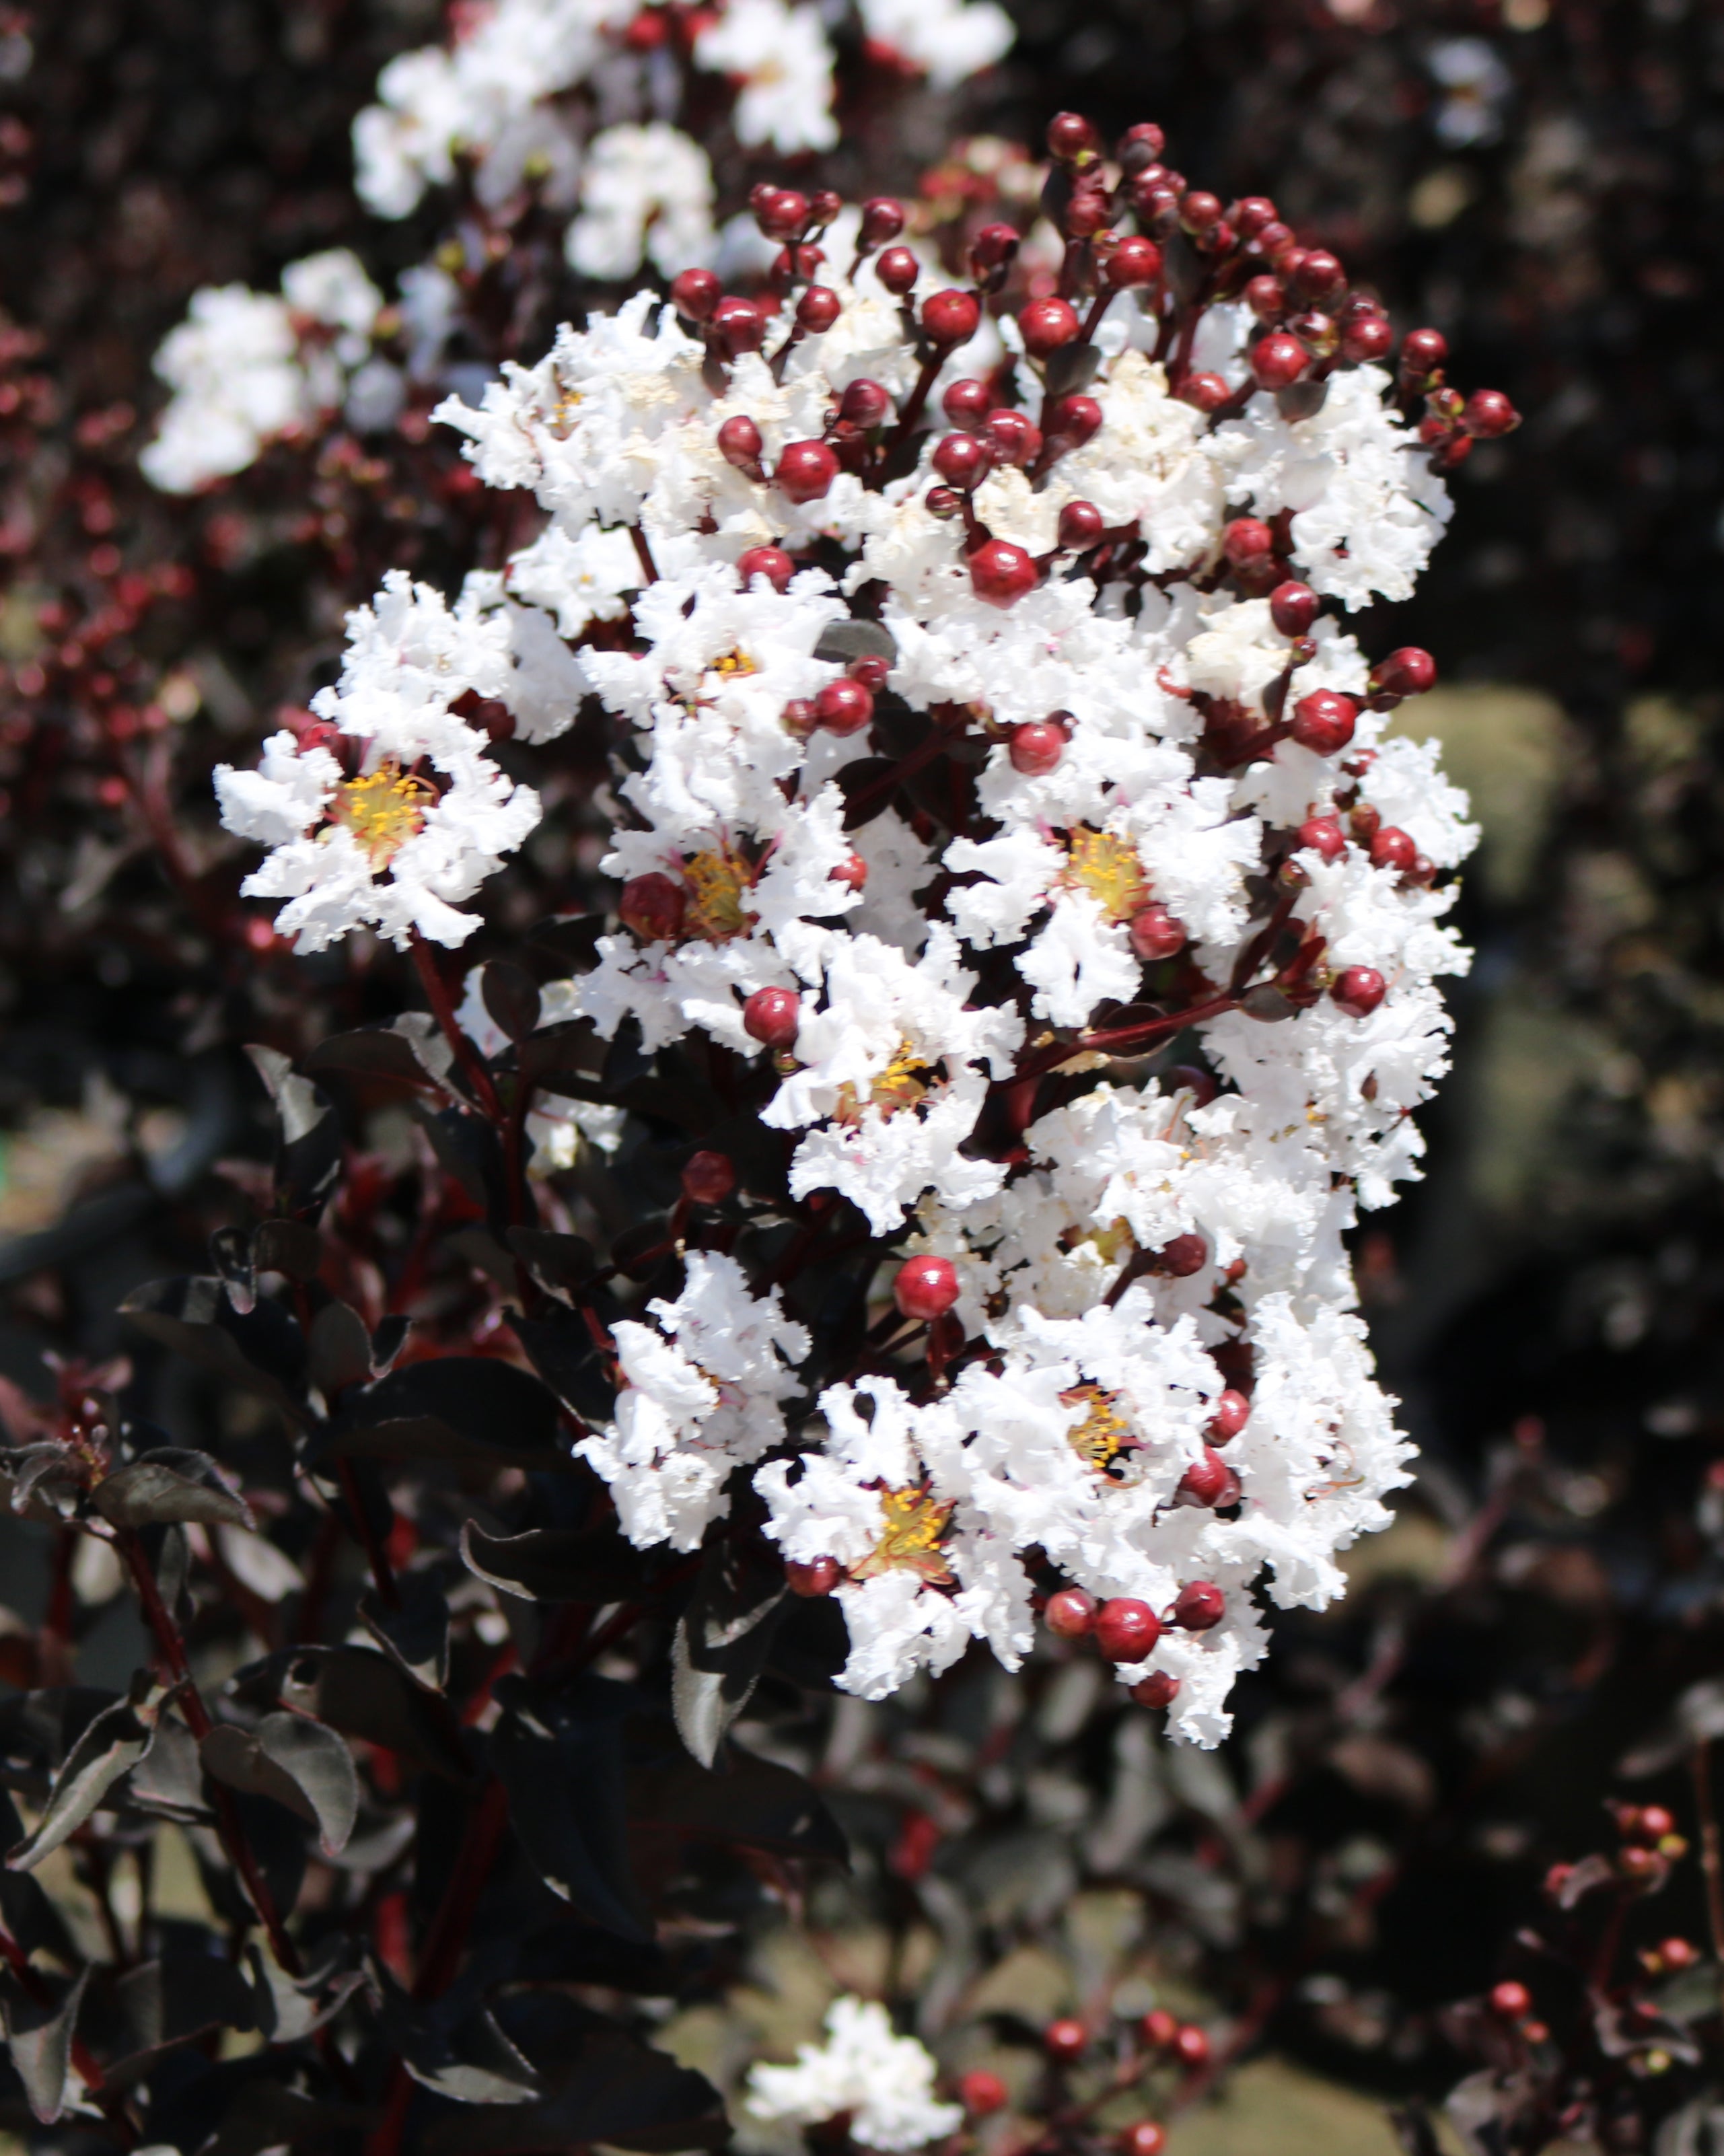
[
  {"x1": 746, "y1": 1997, "x2": 964, "y2": 2153},
  {"x1": 694, "y1": 0, "x2": 838, "y2": 153},
  {"x1": 566, "y1": 124, "x2": 715, "y2": 283}
]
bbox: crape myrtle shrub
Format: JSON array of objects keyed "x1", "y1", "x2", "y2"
[{"x1": 0, "y1": 5, "x2": 1721, "y2": 2156}]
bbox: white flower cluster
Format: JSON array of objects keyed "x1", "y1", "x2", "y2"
[
  {"x1": 218, "y1": 188, "x2": 1478, "y2": 1744},
  {"x1": 746, "y1": 1997, "x2": 963, "y2": 2153},
  {"x1": 141, "y1": 251, "x2": 415, "y2": 493},
  {"x1": 354, "y1": 0, "x2": 1012, "y2": 220}
]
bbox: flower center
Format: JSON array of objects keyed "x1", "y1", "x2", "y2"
[
  {"x1": 834, "y1": 1038, "x2": 931, "y2": 1124},
  {"x1": 1061, "y1": 1384, "x2": 1135, "y2": 1472},
  {"x1": 1064, "y1": 826, "x2": 1148, "y2": 923},
  {"x1": 682, "y1": 842, "x2": 757, "y2": 941},
  {"x1": 853, "y1": 1484, "x2": 955, "y2": 1585},
  {"x1": 333, "y1": 762, "x2": 435, "y2": 865},
  {"x1": 709, "y1": 647, "x2": 757, "y2": 678}
]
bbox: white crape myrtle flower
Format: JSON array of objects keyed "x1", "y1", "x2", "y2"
[
  {"x1": 566, "y1": 125, "x2": 716, "y2": 283},
  {"x1": 232, "y1": 175, "x2": 1497, "y2": 1742},
  {"x1": 577, "y1": 1252, "x2": 810, "y2": 1550},
  {"x1": 214, "y1": 572, "x2": 544, "y2": 952},
  {"x1": 693, "y1": 0, "x2": 839, "y2": 153},
  {"x1": 855, "y1": 0, "x2": 1013, "y2": 87},
  {"x1": 746, "y1": 1996, "x2": 964, "y2": 2153}
]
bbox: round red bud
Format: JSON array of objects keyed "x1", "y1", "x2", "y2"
[
  {"x1": 1021, "y1": 297, "x2": 1081, "y2": 357},
  {"x1": 1009, "y1": 722, "x2": 1066, "y2": 777},
  {"x1": 1122, "y1": 2125, "x2": 1168, "y2": 2156},
  {"x1": 1464, "y1": 388, "x2": 1519, "y2": 438},
  {"x1": 985, "y1": 408, "x2": 1040, "y2": 465},
  {"x1": 941, "y1": 378, "x2": 991, "y2": 428},
  {"x1": 1659, "y1": 1937, "x2": 1698, "y2": 1970},
  {"x1": 1045, "y1": 1587, "x2": 1098, "y2": 1639},
  {"x1": 620, "y1": 871, "x2": 685, "y2": 943},
  {"x1": 970, "y1": 221, "x2": 1021, "y2": 272},
  {"x1": 1128, "y1": 1672, "x2": 1182, "y2": 1711},
  {"x1": 894, "y1": 1254, "x2": 960, "y2": 1322},
  {"x1": 1233, "y1": 196, "x2": 1277, "y2": 237},
  {"x1": 1631, "y1": 1804, "x2": 1678, "y2": 1845},
  {"x1": 839, "y1": 378, "x2": 891, "y2": 428},
  {"x1": 933, "y1": 431, "x2": 989, "y2": 489},
  {"x1": 809, "y1": 189, "x2": 841, "y2": 227},
  {"x1": 670, "y1": 267, "x2": 720, "y2": 321},
  {"x1": 925, "y1": 487, "x2": 962, "y2": 520},
  {"x1": 1620, "y1": 1845, "x2": 1663, "y2": 1883},
  {"x1": 1128, "y1": 904, "x2": 1187, "y2": 963},
  {"x1": 1373, "y1": 647, "x2": 1437, "y2": 698},
  {"x1": 814, "y1": 679, "x2": 874, "y2": 735},
  {"x1": 1095, "y1": 1598, "x2": 1163, "y2": 1662},
  {"x1": 1172, "y1": 1581, "x2": 1225, "y2": 1631},
  {"x1": 680, "y1": 1149, "x2": 736, "y2": 1206},
  {"x1": 849, "y1": 655, "x2": 890, "y2": 691},
  {"x1": 795, "y1": 284, "x2": 840, "y2": 334},
  {"x1": 1209, "y1": 1388, "x2": 1250, "y2": 1441},
  {"x1": 1155, "y1": 1231, "x2": 1208, "y2": 1277},
  {"x1": 1290, "y1": 689, "x2": 1358, "y2": 756},
  {"x1": 1058, "y1": 501, "x2": 1106, "y2": 551},
  {"x1": 1178, "y1": 371, "x2": 1231, "y2": 412},
  {"x1": 1297, "y1": 814, "x2": 1346, "y2": 862},
  {"x1": 1369, "y1": 826, "x2": 1417, "y2": 873},
  {"x1": 718, "y1": 416, "x2": 764, "y2": 476},
  {"x1": 775, "y1": 439, "x2": 839, "y2": 503},
  {"x1": 1045, "y1": 394, "x2": 1103, "y2": 447},
  {"x1": 1120, "y1": 120, "x2": 1165, "y2": 158},
  {"x1": 1245, "y1": 274, "x2": 1285, "y2": 321},
  {"x1": 737, "y1": 544, "x2": 795, "y2": 593},
  {"x1": 830, "y1": 852, "x2": 869, "y2": 892},
  {"x1": 1047, "y1": 110, "x2": 1096, "y2": 161},
  {"x1": 1045, "y1": 2017, "x2": 1088, "y2": 2061},
  {"x1": 860, "y1": 197, "x2": 906, "y2": 247},
  {"x1": 970, "y1": 539, "x2": 1038, "y2": 608},
  {"x1": 787, "y1": 1556, "x2": 841, "y2": 1597},
  {"x1": 1293, "y1": 249, "x2": 1346, "y2": 303},
  {"x1": 960, "y1": 2071, "x2": 1008, "y2": 2118},
  {"x1": 743, "y1": 986, "x2": 800, "y2": 1049},
  {"x1": 1106, "y1": 237, "x2": 1163, "y2": 288},
  {"x1": 1349, "y1": 801, "x2": 1380, "y2": 842},
  {"x1": 1400, "y1": 326, "x2": 1448, "y2": 375},
  {"x1": 757, "y1": 188, "x2": 810, "y2": 240},
  {"x1": 1331, "y1": 966, "x2": 1386, "y2": 1018},
  {"x1": 1180, "y1": 189, "x2": 1223, "y2": 233},
  {"x1": 1252, "y1": 333, "x2": 1306, "y2": 390},
  {"x1": 712, "y1": 297, "x2": 766, "y2": 355},
  {"x1": 1340, "y1": 314, "x2": 1394, "y2": 363},
  {"x1": 923, "y1": 289, "x2": 981, "y2": 346},
  {"x1": 1223, "y1": 517, "x2": 1274, "y2": 567},
  {"x1": 1488, "y1": 1981, "x2": 1532, "y2": 2020},
  {"x1": 1064, "y1": 186, "x2": 1113, "y2": 240},
  {"x1": 1172, "y1": 2025, "x2": 1210, "y2": 2069},
  {"x1": 875, "y1": 246, "x2": 920, "y2": 295},
  {"x1": 1269, "y1": 579, "x2": 1320, "y2": 635},
  {"x1": 1178, "y1": 1448, "x2": 1241, "y2": 1508},
  {"x1": 1142, "y1": 2008, "x2": 1178, "y2": 2048},
  {"x1": 781, "y1": 698, "x2": 816, "y2": 738},
  {"x1": 1257, "y1": 223, "x2": 1295, "y2": 264}
]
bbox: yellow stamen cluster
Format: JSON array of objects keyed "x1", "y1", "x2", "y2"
[
  {"x1": 1061, "y1": 1384, "x2": 1135, "y2": 1472},
  {"x1": 1064, "y1": 825, "x2": 1149, "y2": 923},
  {"x1": 332, "y1": 762, "x2": 435, "y2": 865},
  {"x1": 834, "y1": 1039, "x2": 931, "y2": 1125},
  {"x1": 852, "y1": 1484, "x2": 955, "y2": 1585},
  {"x1": 682, "y1": 843, "x2": 757, "y2": 941}
]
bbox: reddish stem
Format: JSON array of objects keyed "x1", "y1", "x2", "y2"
[{"x1": 409, "y1": 932, "x2": 503, "y2": 1118}]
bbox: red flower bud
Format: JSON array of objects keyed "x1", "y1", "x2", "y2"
[
  {"x1": 775, "y1": 439, "x2": 839, "y2": 503},
  {"x1": 737, "y1": 544, "x2": 795, "y2": 592},
  {"x1": 1009, "y1": 721, "x2": 1066, "y2": 775},
  {"x1": 681, "y1": 1150, "x2": 736, "y2": 1205},
  {"x1": 1400, "y1": 326, "x2": 1448, "y2": 376},
  {"x1": 795, "y1": 284, "x2": 840, "y2": 334},
  {"x1": 814, "y1": 678, "x2": 873, "y2": 735},
  {"x1": 1045, "y1": 394, "x2": 1104, "y2": 447},
  {"x1": 670, "y1": 267, "x2": 720, "y2": 321},
  {"x1": 894, "y1": 1254, "x2": 960, "y2": 1320},
  {"x1": 1270, "y1": 580, "x2": 1319, "y2": 635},
  {"x1": 1373, "y1": 647, "x2": 1437, "y2": 698},
  {"x1": 1223, "y1": 516, "x2": 1274, "y2": 567},
  {"x1": 1369, "y1": 826, "x2": 1417, "y2": 873},
  {"x1": 1172, "y1": 2025, "x2": 1211, "y2": 2069},
  {"x1": 1178, "y1": 371, "x2": 1231, "y2": 412},
  {"x1": 787, "y1": 1556, "x2": 841, "y2": 1596},
  {"x1": 1045, "y1": 1587, "x2": 1097, "y2": 1639},
  {"x1": 1020, "y1": 297, "x2": 1081, "y2": 357},
  {"x1": 1121, "y1": 2125, "x2": 1168, "y2": 2156},
  {"x1": 1331, "y1": 966, "x2": 1386, "y2": 1017},
  {"x1": 1155, "y1": 1231, "x2": 1208, "y2": 1277},
  {"x1": 743, "y1": 986, "x2": 800, "y2": 1048},
  {"x1": 1141, "y1": 2009, "x2": 1179, "y2": 2049},
  {"x1": 1209, "y1": 1388, "x2": 1250, "y2": 1440},
  {"x1": 860, "y1": 196, "x2": 906, "y2": 247},
  {"x1": 970, "y1": 221, "x2": 1021, "y2": 272},
  {"x1": 923, "y1": 288, "x2": 981, "y2": 346},
  {"x1": 1177, "y1": 1447, "x2": 1241, "y2": 1508},
  {"x1": 960, "y1": 2072, "x2": 1008, "y2": 2118},
  {"x1": 1290, "y1": 688, "x2": 1358, "y2": 756},
  {"x1": 984, "y1": 408, "x2": 1040, "y2": 466},
  {"x1": 1233, "y1": 196, "x2": 1277, "y2": 237},
  {"x1": 1096, "y1": 1598, "x2": 1162, "y2": 1661},
  {"x1": 1172, "y1": 1582, "x2": 1225, "y2": 1631},
  {"x1": 718, "y1": 413, "x2": 764, "y2": 472},
  {"x1": 849, "y1": 655, "x2": 890, "y2": 691},
  {"x1": 1106, "y1": 236, "x2": 1162, "y2": 287},
  {"x1": 829, "y1": 852, "x2": 869, "y2": 892},
  {"x1": 941, "y1": 377, "x2": 991, "y2": 428},
  {"x1": 1297, "y1": 813, "x2": 1346, "y2": 862},
  {"x1": 1340, "y1": 314, "x2": 1393, "y2": 363},
  {"x1": 970, "y1": 538, "x2": 1038, "y2": 608},
  {"x1": 1245, "y1": 274, "x2": 1285, "y2": 321},
  {"x1": 756, "y1": 188, "x2": 810, "y2": 241},
  {"x1": 839, "y1": 378, "x2": 891, "y2": 427},
  {"x1": 1128, "y1": 1673, "x2": 1181, "y2": 1711},
  {"x1": 933, "y1": 431, "x2": 989, "y2": 489},
  {"x1": 1464, "y1": 388, "x2": 1519, "y2": 437},
  {"x1": 620, "y1": 871, "x2": 685, "y2": 943},
  {"x1": 1128, "y1": 904, "x2": 1187, "y2": 962},
  {"x1": 1047, "y1": 110, "x2": 1096, "y2": 161},
  {"x1": 875, "y1": 246, "x2": 920, "y2": 295},
  {"x1": 1252, "y1": 333, "x2": 1306, "y2": 389},
  {"x1": 1488, "y1": 1982, "x2": 1532, "y2": 2019},
  {"x1": 712, "y1": 296, "x2": 766, "y2": 355}
]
